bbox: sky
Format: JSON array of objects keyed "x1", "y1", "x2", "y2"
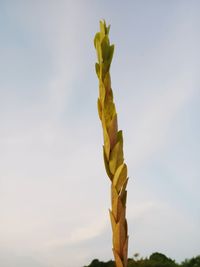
[{"x1": 0, "y1": 1, "x2": 200, "y2": 267}]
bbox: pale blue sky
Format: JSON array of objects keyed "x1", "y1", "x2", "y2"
[{"x1": 0, "y1": 1, "x2": 200, "y2": 267}]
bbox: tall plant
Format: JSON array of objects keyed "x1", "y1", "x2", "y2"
[{"x1": 94, "y1": 21, "x2": 129, "y2": 267}]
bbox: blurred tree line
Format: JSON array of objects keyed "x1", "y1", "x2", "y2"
[{"x1": 84, "y1": 252, "x2": 200, "y2": 267}]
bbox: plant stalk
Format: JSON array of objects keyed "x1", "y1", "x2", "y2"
[{"x1": 94, "y1": 20, "x2": 129, "y2": 267}]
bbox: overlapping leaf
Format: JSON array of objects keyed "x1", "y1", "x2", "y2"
[{"x1": 94, "y1": 20, "x2": 129, "y2": 267}]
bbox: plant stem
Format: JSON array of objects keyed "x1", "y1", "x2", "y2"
[{"x1": 94, "y1": 20, "x2": 129, "y2": 267}]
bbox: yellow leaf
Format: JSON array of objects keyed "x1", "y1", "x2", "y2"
[
  {"x1": 109, "y1": 131, "x2": 124, "y2": 175},
  {"x1": 94, "y1": 32, "x2": 100, "y2": 48},
  {"x1": 115, "y1": 130, "x2": 124, "y2": 169},
  {"x1": 102, "y1": 60, "x2": 111, "y2": 78},
  {"x1": 113, "y1": 249, "x2": 123, "y2": 267},
  {"x1": 99, "y1": 80, "x2": 106, "y2": 102},
  {"x1": 123, "y1": 237, "x2": 128, "y2": 267},
  {"x1": 113, "y1": 163, "x2": 127, "y2": 193},
  {"x1": 121, "y1": 178, "x2": 128, "y2": 195},
  {"x1": 103, "y1": 128, "x2": 110, "y2": 160},
  {"x1": 113, "y1": 222, "x2": 120, "y2": 254},
  {"x1": 117, "y1": 197, "x2": 124, "y2": 223},
  {"x1": 96, "y1": 40, "x2": 102, "y2": 63},
  {"x1": 100, "y1": 20, "x2": 106, "y2": 37},
  {"x1": 111, "y1": 185, "x2": 118, "y2": 220},
  {"x1": 102, "y1": 116, "x2": 110, "y2": 160},
  {"x1": 118, "y1": 213, "x2": 126, "y2": 252},
  {"x1": 95, "y1": 63, "x2": 100, "y2": 78},
  {"x1": 108, "y1": 113, "x2": 118, "y2": 150},
  {"x1": 104, "y1": 88, "x2": 116, "y2": 126},
  {"x1": 109, "y1": 209, "x2": 116, "y2": 233},
  {"x1": 97, "y1": 98, "x2": 102, "y2": 120},
  {"x1": 109, "y1": 141, "x2": 120, "y2": 175},
  {"x1": 104, "y1": 71, "x2": 111, "y2": 91},
  {"x1": 120, "y1": 178, "x2": 128, "y2": 206},
  {"x1": 103, "y1": 146, "x2": 113, "y2": 180}
]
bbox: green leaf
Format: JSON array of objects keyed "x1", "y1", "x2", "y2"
[
  {"x1": 106, "y1": 24, "x2": 111, "y2": 35},
  {"x1": 101, "y1": 36, "x2": 110, "y2": 61},
  {"x1": 96, "y1": 41, "x2": 102, "y2": 64},
  {"x1": 108, "y1": 44, "x2": 114, "y2": 64},
  {"x1": 95, "y1": 63, "x2": 100, "y2": 78},
  {"x1": 94, "y1": 32, "x2": 100, "y2": 48},
  {"x1": 97, "y1": 98, "x2": 102, "y2": 120},
  {"x1": 99, "y1": 80, "x2": 106, "y2": 102},
  {"x1": 102, "y1": 60, "x2": 111, "y2": 78},
  {"x1": 103, "y1": 71, "x2": 111, "y2": 90},
  {"x1": 100, "y1": 20, "x2": 106, "y2": 37}
]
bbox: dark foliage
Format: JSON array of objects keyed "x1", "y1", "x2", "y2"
[
  {"x1": 84, "y1": 259, "x2": 114, "y2": 267},
  {"x1": 84, "y1": 253, "x2": 200, "y2": 267},
  {"x1": 181, "y1": 256, "x2": 200, "y2": 267}
]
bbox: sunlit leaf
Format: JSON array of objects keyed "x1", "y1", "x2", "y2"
[
  {"x1": 113, "y1": 222, "x2": 120, "y2": 254},
  {"x1": 109, "y1": 131, "x2": 124, "y2": 175},
  {"x1": 99, "y1": 80, "x2": 106, "y2": 102},
  {"x1": 95, "y1": 63, "x2": 100, "y2": 78},
  {"x1": 108, "y1": 113, "x2": 118, "y2": 150},
  {"x1": 103, "y1": 146, "x2": 113, "y2": 180},
  {"x1": 111, "y1": 185, "x2": 118, "y2": 220},
  {"x1": 123, "y1": 237, "x2": 128, "y2": 267},
  {"x1": 97, "y1": 98, "x2": 102, "y2": 120},
  {"x1": 109, "y1": 209, "x2": 116, "y2": 232},
  {"x1": 94, "y1": 32, "x2": 100, "y2": 48},
  {"x1": 100, "y1": 20, "x2": 106, "y2": 38},
  {"x1": 109, "y1": 44, "x2": 114, "y2": 63},
  {"x1": 104, "y1": 71, "x2": 111, "y2": 90},
  {"x1": 101, "y1": 36, "x2": 110, "y2": 61},
  {"x1": 121, "y1": 190, "x2": 127, "y2": 208},
  {"x1": 102, "y1": 117, "x2": 110, "y2": 160},
  {"x1": 113, "y1": 163, "x2": 127, "y2": 193},
  {"x1": 113, "y1": 249, "x2": 123, "y2": 267},
  {"x1": 109, "y1": 141, "x2": 120, "y2": 175},
  {"x1": 118, "y1": 213, "x2": 126, "y2": 252}
]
